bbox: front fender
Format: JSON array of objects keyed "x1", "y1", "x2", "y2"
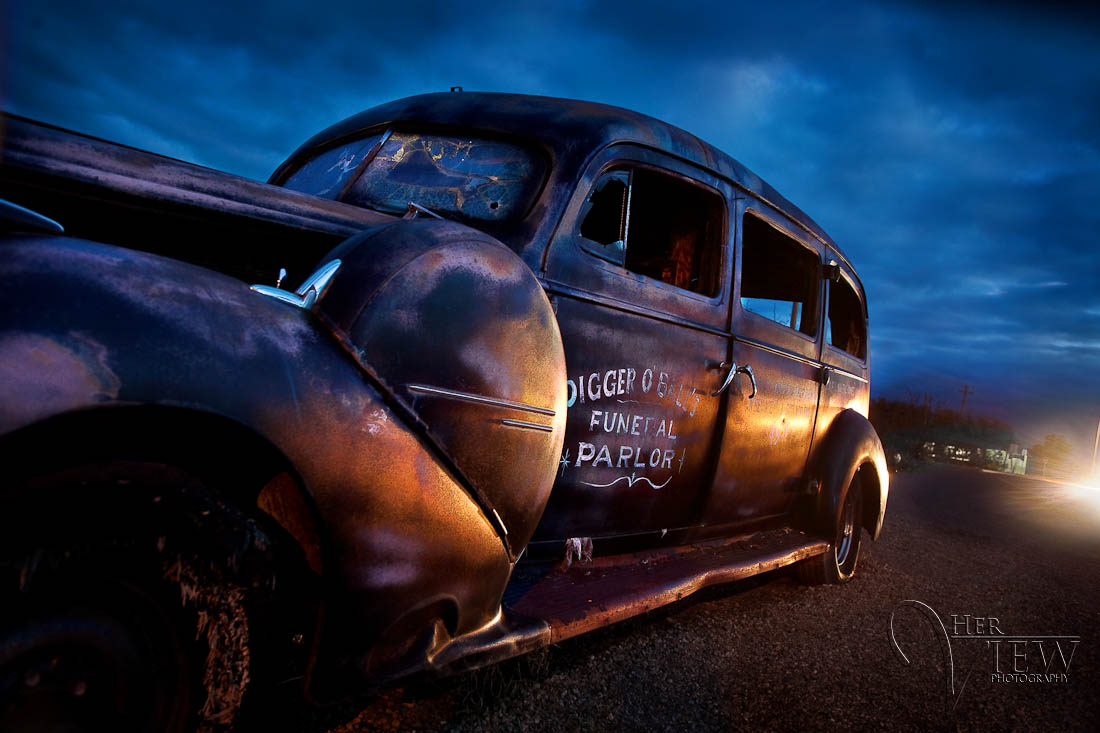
[
  {"x1": 319, "y1": 219, "x2": 568, "y2": 557},
  {"x1": 0, "y1": 235, "x2": 511, "y2": 693}
]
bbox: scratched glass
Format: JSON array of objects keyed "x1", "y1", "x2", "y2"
[
  {"x1": 343, "y1": 132, "x2": 546, "y2": 222},
  {"x1": 281, "y1": 133, "x2": 384, "y2": 199}
]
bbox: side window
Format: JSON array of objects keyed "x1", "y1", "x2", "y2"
[
  {"x1": 578, "y1": 167, "x2": 723, "y2": 296},
  {"x1": 578, "y1": 171, "x2": 629, "y2": 266},
  {"x1": 825, "y1": 275, "x2": 867, "y2": 359},
  {"x1": 739, "y1": 212, "x2": 819, "y2": 336}
]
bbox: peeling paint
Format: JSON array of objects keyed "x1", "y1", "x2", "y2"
[{"x1": 0, "y1": 331, "x2": 120, "y2": 432}]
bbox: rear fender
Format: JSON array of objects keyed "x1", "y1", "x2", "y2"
[{"x1": 803, "y1": 409, "x2": 889, "y2": 540}]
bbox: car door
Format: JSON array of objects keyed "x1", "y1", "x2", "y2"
[
  {"x1": 814, "y1": 255, "x2": 870, "y2": 444},
  {"x1": 533, "y1": 145, "x2": 733, "y2": 542},
  {"x1": 704, "y1": 203, "x2": 825, "y2": 526}
]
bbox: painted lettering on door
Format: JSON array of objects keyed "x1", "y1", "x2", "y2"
[{"x1": 563, "y1": 365, "x2": 704, "y2": 490}]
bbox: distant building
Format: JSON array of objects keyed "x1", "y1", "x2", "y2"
[
  {"x1": 1006, "y1": 443, "x2": 1028, "y2": 475},
  {"x1": 919, "y1": 440, "x2": 1027, "y2": 474}
]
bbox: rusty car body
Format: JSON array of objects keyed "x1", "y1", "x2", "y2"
[{"x1": 0, "y1": 92, "x2": 887, "y2": 729}]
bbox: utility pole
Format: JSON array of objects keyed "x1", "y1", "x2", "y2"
[
  {"x1": 959, "y1": 384, "x2": 972, "y2": 416},
  {"x1": 1092, "y1": 415, "x2": 1099, "y2": 470}
]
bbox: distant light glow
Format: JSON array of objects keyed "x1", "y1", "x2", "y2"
[
  {"x1": 1076, "y1": 468, "x2": 1100, "y2": 491},
  {"x1": 1056, "y1": 472, "x2": 1100, "y2": 521}
]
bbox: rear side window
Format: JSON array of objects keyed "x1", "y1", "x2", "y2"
[
  {"x1": 826, "y1": 275, "x2": 866, "y2": 359},
  {"x1": 578, "y1": 167, "x2": 724, "y2": 296},
  {"x1": 739, "y1": 213, "x2": 819, "y2": 336}
]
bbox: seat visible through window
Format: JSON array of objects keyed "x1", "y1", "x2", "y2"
[{"x1": 579, "y1": 167, "x2": 723, "y2": 297}]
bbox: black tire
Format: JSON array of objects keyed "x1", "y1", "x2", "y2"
[
  {"x1": 0, "y1": 462, "x2": 284, "y2": 732},
  {"x1": 797, "y1": 473, "x2": 863, "y2": 585}
]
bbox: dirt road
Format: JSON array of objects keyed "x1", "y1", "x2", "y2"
[{"x1": 321, "y1": 464, "x2": 1100, "y2": 731}]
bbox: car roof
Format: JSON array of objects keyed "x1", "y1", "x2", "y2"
[{"x1": 274, "y1": 91, "x2": 858, "y2": 279}]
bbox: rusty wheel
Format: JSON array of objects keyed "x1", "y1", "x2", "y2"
[
  {"x1": 834, "y1": 481, "x2": 859, "y2": 572},
  {"x1": 0, "y1": 564, "x2": 194, "y2": 732},
  {"x1": 797, "y1": 474, "x2": 862, "y2": 585},
  {"x1": 0, "y1": 462, "x2": 282, "y2": 732}
]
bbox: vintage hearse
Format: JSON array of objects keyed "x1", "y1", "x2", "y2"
[{"x1": 0, "y1": 92, "x2": 887, "y2": 730}]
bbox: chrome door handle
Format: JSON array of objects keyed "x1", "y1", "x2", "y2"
[
  {"x1": 711, "y1": 362, "x2": 758, "y2": 398},
  {"x1": 736, "y1": 364, "x2": 757, "y2": 399},
  {"x1": 712, "y1": 362, "x2": 738, "y2": 396}
]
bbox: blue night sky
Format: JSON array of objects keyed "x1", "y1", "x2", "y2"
[{"x1": 3, "y1": 0, "x2": 1099, "y2": 457}]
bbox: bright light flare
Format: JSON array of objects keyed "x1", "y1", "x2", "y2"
[
  {"x1": 1054, "y1": 470, "x2": 1100, "y2": 525},
  {"x1": 1071, "y1": 467, "x2": 1100, "y2": 491},
  {"x1": 992, "y1": 469, "x2": 1100, "y2": 546}
]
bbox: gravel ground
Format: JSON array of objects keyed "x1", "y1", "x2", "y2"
[{"x1": 316, "y1": 464, "x2": 1100, "y2": 731}]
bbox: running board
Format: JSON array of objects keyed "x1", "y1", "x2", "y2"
[
  {"x1": 431, "y1": 529, "x2": 827, "y2": 675},
  {"x1": 507, "y1": 528, "x2": 827, "y2": 643}
]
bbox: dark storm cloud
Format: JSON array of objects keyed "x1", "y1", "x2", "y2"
[{"x1": 4, "y1": 0, "x2": 1099, "y2": 455}]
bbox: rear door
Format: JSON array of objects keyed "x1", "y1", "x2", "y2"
[
  {"x1": 534, "y1": 145, "x2": 733, "y2": 541},
  {"x1": 704, "y1": 204, "x2": 825, "y2": 525}
]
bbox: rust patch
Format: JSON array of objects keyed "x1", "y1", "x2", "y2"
[
  {"x1": 164, "y1": 555, "x2": 251, "y2": 733},
  {"x1": 256, "y1": 472, "x2": 323, "y2": 576}
]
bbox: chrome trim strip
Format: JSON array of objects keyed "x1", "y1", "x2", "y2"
[
  {"x1": 500, "y1": 419, "x2": 554, "y2": 433},
  {"x1": 407, "y1": 384, "x2": 556, "y2": 417},
  {"x1": 823, "y1": 368, "x2": 868, "y2": 385},
  {"x1": 731, "y1": 333, "x2": 819, "y2": 367},
  {"x1": 492, "y1": 508, "x2": 508, "y2": 536},
  {"x1": 1, "y1": 198, "x2": 64, "y2": 234}
]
